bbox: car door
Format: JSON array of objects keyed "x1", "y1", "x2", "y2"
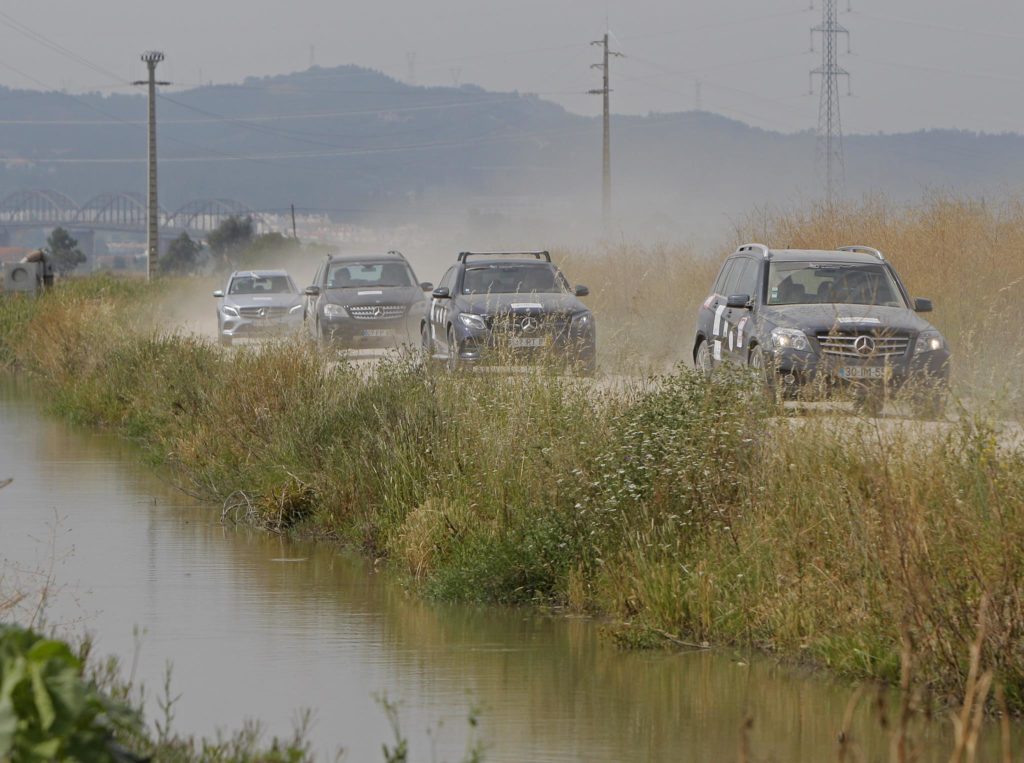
[
  {"x1": 306, "y1": 263, "x2": 323, "y2": 335},
  {"x1": 703, "y1": 257, "x2": 737, "y2": 363},
  {"x1": 430, "y1": 266, "x2": 456, "y2": 349},
  {"x1": 721, "y1": 257, "x2": 757, "y2": 364}
]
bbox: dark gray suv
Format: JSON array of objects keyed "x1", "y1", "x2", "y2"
[
  {"x1": 303, "y1": 251, "x2": 432, "y2": 349},
  {"x1": 693, "y1": 243, "x2": 951, "y2": 416}
]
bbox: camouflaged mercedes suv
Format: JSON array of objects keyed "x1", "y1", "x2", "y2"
[
  {"x1": 422, "y1": 250, "x2": 596, "y2": 374},
  {"x1": 693, "y1": 243, "x2": 951, "y2": 417},
  {"x1": 303, "y1": 251, "x2": 432, "y2": 349}
]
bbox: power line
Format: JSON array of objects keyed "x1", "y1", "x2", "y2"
[
  {"x1": 589, "y1": 32, "x2": 622, "y2": 230},
  {"x1": 133, "y1": 52, "x2": 169, "y2": 280},
  {"x1": 810, "y1": 0, "x2": 851, "y2": 205}
]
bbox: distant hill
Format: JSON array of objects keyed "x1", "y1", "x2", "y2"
[{"x1": 2, "y1": 65, "x2": 1024, "y2": 239}]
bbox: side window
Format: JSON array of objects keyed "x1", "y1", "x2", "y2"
[
  {"x1": 722, "y1": 258, "x2": 750, "y2": 297},
  {"x1": 732, "y1": 259, "x2": 760, "y2": 298},
  {"x1": 712, "y1": 259, "x2": 736, "y2": 295},
  {"x1": 439, "y1": 267, "x2": 455, "y2": 292}
]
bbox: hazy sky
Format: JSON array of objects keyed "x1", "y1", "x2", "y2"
[{"x1": 2, "y1": 0, "x2": 1024, "y2": 135}]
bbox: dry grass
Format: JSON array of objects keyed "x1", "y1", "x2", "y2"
[{"x1": 3, "y1": 196, "x2": 1024, "y2": 723}]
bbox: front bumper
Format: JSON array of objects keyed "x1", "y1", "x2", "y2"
[
  {"x1": 451, "y1": 323, "x2": 596, "y2": 366},
  {"x1": 768, "y1": 346, "x2": 951, "y2": 393},
  {"x1": 220, "y1": 313, "x2": 303, "y2": 339},
  {"x1": 320, "y1": 314, "x2": 416, "y2": 348}
]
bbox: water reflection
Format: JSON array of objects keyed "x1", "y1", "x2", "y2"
[{"x1": 0, "y1": 380, "x2": 1016, "y2": 761}]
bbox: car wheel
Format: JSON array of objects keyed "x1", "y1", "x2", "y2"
[
  {"x1": 694, "y1": 340, "x2": 713, "y2": 377},
  {"x1": 911, "y1": 389, "x2": 947, "y2": 421},
  {"x1": 853, "y1": 387, "x2": 885, "y2": 418},
  {"x1": 446, "y1": 327, "x2": 460, "y2": 371},
  {"x1": 421, "y1": 322, "x2": 433, "y2": 356}
]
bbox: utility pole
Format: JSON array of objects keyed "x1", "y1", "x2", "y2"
[
  {"x1": 810, "y1": 0, "x2": 850, "y2": 206},
  {"x1": 133, "y1": 52, "x2": 169, "y2": 280},
  {"x1": 589, "y1": 33, "x2": 622, "y2": 231}
]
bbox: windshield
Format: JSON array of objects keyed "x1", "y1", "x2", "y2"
[
  {"x1": 462, "y1": 264, "x2": 567, "y2": 295},
  {"x1": 766, "y1": 262, "x2": 906, "y2": 307},
  {"x1": 228, "y1": 274, "x2": 295, "y2": 295},
  {"x1": 326, "y1": 262, "x2": 415, "y2": 288}
]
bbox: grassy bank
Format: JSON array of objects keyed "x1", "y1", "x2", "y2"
[{"x1": 2, "y1": 196, "x2": 1023, "y2": 719}]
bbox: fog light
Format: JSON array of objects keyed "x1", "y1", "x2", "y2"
[{"x1": 783, "y1": 374, "x2": 797, "y2": 385}]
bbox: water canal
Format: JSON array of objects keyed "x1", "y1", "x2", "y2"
[{"x1": 0, "y1": 381, "x2": 1014, "y2": 761}]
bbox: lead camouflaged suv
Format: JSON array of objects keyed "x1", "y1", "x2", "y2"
[{"x1": 693, "y1": 243, "x2": 951, "y2": 416}]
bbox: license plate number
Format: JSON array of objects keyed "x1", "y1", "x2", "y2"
[
  {"x1": 838, "y1": 365, "x2": 891, "y2": 380},
  {"x1": 362, "y1": 329, "x2": 394, "y2": 337},
  {"x1": 509, "y1": 337, "x2": 545, "y2": 348}
]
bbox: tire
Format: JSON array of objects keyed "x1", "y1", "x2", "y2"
[
  {"x1": 421, "y1": 322, "x2": 433, "y2": 356},
  {"x1": 446, "y1": 327, "x2": 460, "y2": 371},
  {"x1": 911, "y1": 389, "x2": 947, "y2": 421},
  {"x1": 576, "y1": 355, "x2": 597, "y2": 377},
  {"x1": 694, "y1": 340, "x2": 713, "y2": 378},
  {"x1": 853, "y1": 388, "x2": 885, "y2": 418},
  {"x1": 747, "y1": 346, "x2": 780, "y2": 407}
]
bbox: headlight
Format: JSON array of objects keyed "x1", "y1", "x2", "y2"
[
  {"x1": 572, "y1": 312, "x2": 593, "y2": 331},
  {"x1": 323, "y1": 304, "x2": 346, "y2": 319},
  {"x1": 458, "y1": 313, "x2": 487, "y2": 330},
  {"x1": 770, "y1": 327, "x2": 810, "y2": 352},
  {"x1": 915, "y1": 329, "x2": 944, "y2": 354},
  {"x1": 289, "y1": 304, "x2": 304, "y2": 314},
  {"x1": 221, "y1": 305, "x2": 239, "y2": 318}
]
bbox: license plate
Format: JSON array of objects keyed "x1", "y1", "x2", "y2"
[
  {"x1": 838, "y1": 365, "x2": 891, "y2": 380},
  {"x1": 362, "y1": 329, "x2": 394, "y2": 337},
  {"x1": 509, "y1": 337, "x2": 545, "y2": 348}
]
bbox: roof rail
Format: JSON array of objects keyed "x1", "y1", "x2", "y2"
[
  {"x1": 838, "y1": 245, "x2": 885, "y2": 261},
  {"x1": 736, "y1": 242, "x2": 771, "y2": 259},
  {"x1": 457, "y1": 250, "x2": 551, "y2": 263}
]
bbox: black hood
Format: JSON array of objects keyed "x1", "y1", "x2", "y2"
[
  {"x1": 760, "y1": 303, "x2": 936, "y2": 334},
  {"x1": 457, "y1": 292, "x2": 587, "y2": 316}
]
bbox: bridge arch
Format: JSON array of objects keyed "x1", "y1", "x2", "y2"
[
  {"x1": 0, "y1": 189, "x2": 80, "y2": 224},
  {"x1": 168, "y1": 199, "x2": 266, "y2": 233},
  {"x1": 76, "y1": 192, "x2": 166, "y2": 227}
]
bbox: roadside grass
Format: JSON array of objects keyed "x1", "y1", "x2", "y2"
[{"x1": 2, "y1": 195, "x2": 1024, "y2": 720}]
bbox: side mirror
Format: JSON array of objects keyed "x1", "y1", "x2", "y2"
[
  {"x1": 304, "y1": 285, "x2": 321, "y2": 297},
  {"x1": 432, "y1": 286, "x2": 451, "y2": 299},
  {"x1": 574, "y1": 285, "x2": 590, "y2": 297},
  {"x1": 420, "y1": 281, "x2": 434, "y2": 292},
  {"x1": 914, "y1": 297, "x2": 933, "y2": 313},
  {"x1": 212, "y1": 290, "x2": 224, "y2": 298},
  {"x1": 726, "y1": 293, "x2": 752, "y2": 309}
]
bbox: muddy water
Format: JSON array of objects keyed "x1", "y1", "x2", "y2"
[{"x1": 0, "y1": 381, "x2": 1016, "y2": 761}]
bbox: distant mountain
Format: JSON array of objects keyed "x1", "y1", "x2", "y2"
[{"x1": 2, "y1": 65, "x2": 1023, "y2": 238}]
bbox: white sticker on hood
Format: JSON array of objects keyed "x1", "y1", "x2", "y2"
[
  {"x1": 357, "y1": 290, "x2": 383, "y2": 296},
  {"x1": 837, "y1": 316, "x2": 881, "y2": 324},
  {"x1": 511, "y1": 303, "x2": 543, "y2": 310}
]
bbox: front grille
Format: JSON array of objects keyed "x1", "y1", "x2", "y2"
[
  {"x1": 238, "y1": 306, "x2": 290, "y2": 319},
  {"x1": 816, "y1": 332, "x2": 910, "y2": 359},
  {"x1": 347, "y1": 304, "x2": 407, "y2": 320},
  {"x1": 489, "y1": 312, "x2": 570, "y2": 335}
]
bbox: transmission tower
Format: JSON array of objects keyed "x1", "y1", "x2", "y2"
[
  {"x1": 810, "y1": 0, "x2": 850, "y2": 205},
  {"x1": 589, "y1": 33, "x2": 622, "y2": 231},
  {"x1": 133, "y1": 51, "x2": 169, "y2": 280}
]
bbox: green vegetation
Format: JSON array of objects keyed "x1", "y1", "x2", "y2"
[
  {"x1": 1, "y1": 196, "x2": 1023, "y2": 725},
  {"x1": 46, "y1": 228, "x2": 86, "y2": 276}
]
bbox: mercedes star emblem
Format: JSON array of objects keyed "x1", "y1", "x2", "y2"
[
  {"x1": 372, "y1": 306, "x2": 384, "y2": 318},
  {"x1": 520, "y1": 317, "x2": 539, "y2": 333},
  {"x1": 853, "y1": 335, "x2": 876, "y2": 356}
]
